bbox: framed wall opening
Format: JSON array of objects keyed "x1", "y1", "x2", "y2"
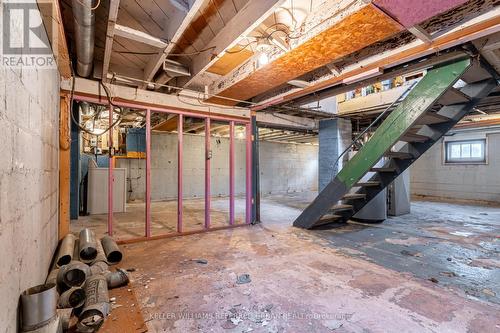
[{"x1": 68, "y1": 94, "x2": 252, "y2": 243}]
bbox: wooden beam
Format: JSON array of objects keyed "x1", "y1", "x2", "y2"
[
  {"x1": 114, "y1": 24, "x2": 168, "y2": 48},
  {"x1": 142, "y1": 0, "x2": 206, "y2": 87},
  {"x1": 408, "y1": 25, "x2": 433, "y2": 44},
  {"x1": 169, "y1": 0, "x2": 189, "y2": 12},
  {"x1": 253, "y1": 10, "x2": 500, "y2": 110},
  {"x1": 102, "y1": 0, "x2": 120, "y2": 81},
  {"x1": 60, "y1": 77, "x2": 250, "y2": 119},
  {"x1": 206, "y1": 3, "x2": 402, "y2": 105},
  {"x1": 37, "y1": 0, "x2": 72, "y2": 78},
  {"x1": 59, "y1": 94, "x2": 71, "y2": 239},
  {"x1": 182, "y1": 0, "x2": 287, "y2": 88}
]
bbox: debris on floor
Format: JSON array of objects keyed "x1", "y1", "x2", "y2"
[
  {"x1": 19, "y1": 229, "x2": 133, "y2": 332},
  {"x1": 236, "y1": 274, "x2": 252, "y2": 284}
]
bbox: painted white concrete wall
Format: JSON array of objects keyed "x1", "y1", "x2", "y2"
[
  {"x1": 411, "y1": 129, "x2": 500, "y2": 203},
  {"x1": 0, "y1": 6, "x2": 60, "y2": 331},
  {"x1": 117, "y1": 132, "x2": 318, "y2": 201}
]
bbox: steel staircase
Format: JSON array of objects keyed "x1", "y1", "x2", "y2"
[{"x1": 294, "y1": 57, "x2": 498, "y2": 229}]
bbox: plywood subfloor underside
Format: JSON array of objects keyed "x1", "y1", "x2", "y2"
[
  {"x1": 206, "y1": 4, "x2": 402, "y2": 105},
  {"x1": 119, "y1": 194, "x2": 500, "y2": 332},
  {"x1": 373, "y1": 0, "x2": 468, "y2": 27}
]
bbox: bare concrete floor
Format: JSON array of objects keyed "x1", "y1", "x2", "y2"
[
  {"x1": 115, "y1": 193, "x2": 500, "y2": 332},
  {"x1": 71, "y1": 197, "x2": 247, "y2": 240}
]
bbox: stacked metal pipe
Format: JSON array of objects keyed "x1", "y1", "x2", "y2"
[{"x1": 20, "y1": 229, "x2": 128, "y2": 333}]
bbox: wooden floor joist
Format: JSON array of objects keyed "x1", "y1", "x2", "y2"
[{"x1": 205, "y1": 3, "x2": 402, "y2": 105}]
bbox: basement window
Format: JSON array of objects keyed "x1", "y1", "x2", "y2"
[{"x1": 445, "y1": 139, "x2": 486, "y2": 164}]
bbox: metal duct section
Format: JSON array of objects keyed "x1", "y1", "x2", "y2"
[
  {"x1": 72, "y1": 0, "x2": 96, "y2": 77},
  {"x1": 153, "y1": 59, "x2": 191, "y2": 90}
]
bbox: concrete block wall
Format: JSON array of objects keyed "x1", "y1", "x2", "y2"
[
  {"x1": 117, "y1": 132, "x2": 318, "y2": 201},
  {"x1": 411, "y1": 130, "x2": 500, "y2": 204},
  {"x1": 259, "y1": 141, "x2": 318, "y2": 194},
  {"x1": 0, "y1": 5, "x2": 60, "y2": 331}
]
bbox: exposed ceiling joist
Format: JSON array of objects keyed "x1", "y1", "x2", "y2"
[
  {"x1": 408, "y1": 25, "x2": 433, "y2": 44},
  {"x1": 142, "y1": 0, "x2": 206, "y2": 87},
  {"x1": 102, "y1": 0, "x2": 120, "y2": 82},
  {"x1": 169, "y1": 0, "x2": 189, "y2": 12},
  {"x1": 205, "y1": 2, "x2": 403, "y2": 105},
  {"x1": 181, "y1": 0, "x2": 287, "y2": 88},
  {"x1": 37, "y1": 0, "x2": 72, "y2": 78},
  {"x1": 114, "y1": 24, "x2": 168, "y2": 48},
  {"x1": 254, "y1": 9, "x2": 500, "y2": 110}
]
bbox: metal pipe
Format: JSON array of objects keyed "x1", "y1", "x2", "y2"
[
  {"x1": 245, "y1": 123, "x2": 252, "y2": 224},
  {"x1": 100, "y1": 236, "x2": 122, "y2": 264},
  {"x1": 205, "y1": 118, "x2": 211, "y2": 229},
  {"x1": 89, "y1": 261, "x2": 109, "y2": 276},
  {"x1": 93, "y1": 239, "x2": 108, "y2": 264},
  {"x1": 21, "y1": 283, "x2": 58, "y2": 331},
  {"x1": 108, "y1": 103, "x2": 114, "y2": 236},
  {"x1": 57, "y1": 261, "x2": 91, "y2": 288},
  {"x1": 78, "y1": 229, "x2": 97, "y2": 262},
  {"x1": 229, "y1": 121, "x2": 235, "y2": 225},
  {"x1": 46, "y1": 268, "x2": 60, "y2": 287},
  {"x1": 178, "y1": 114, "x2": 183, "y2": 233},
  {"x1": 56, "y1": 233, "x2": 76, "y2": 267},
  {"x1": 106, "y1": 269, "x2": 129, "y2": 289},
  {"x1": 72, "y1": 0, "x2": 96, "y2": 77},
  {"x1": 58, "y1": 287, "x2": 86, "y2": 309},
  {"x1": 145, "y1": 109, "x2": 151, "y2": 237},
  {"x1": 77, "y1": 275, "x2": 110, "y2": 332},
  {"x1": 57, "y1": 308, "x2": 73, "y2": 331}
]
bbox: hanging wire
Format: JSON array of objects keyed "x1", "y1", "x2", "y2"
[{"x1": 76, "y1": 0, "x2": 101, "y2": 11}]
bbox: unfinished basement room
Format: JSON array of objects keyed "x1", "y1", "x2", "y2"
[{"x1": 2, "y1": 0, "x2": 500, "y2": 332}]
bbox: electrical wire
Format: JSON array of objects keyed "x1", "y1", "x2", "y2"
[{"x1": 76, "y1": 0, "x2": 101, "y2": 11}]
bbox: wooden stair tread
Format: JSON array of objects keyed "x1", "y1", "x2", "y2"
[
  {"x1": 356, "y1": 181, "x2": 381, "y2": 187},
  {"x1": 314, "y1": 214, "x2": 343, "y2": 227},
  {"x1": 438, "y1": 87, "x2": 470, "y2": 105},
  {"x1": 371, "y1": 167, "x2": 396, "y2": 172},
  {"x1": 416, "y1": 112, "x2": 452, "y2": 125},
  {"x1": 385, "y1": 151, "x2": 413, "y2": 160},
  {"x1": 400, "y1": 132, "x2": 429, "y2": 142},
  {"x1": 331, "y1": 204, "x2": 353, "y2": 212},
  {"x1": 342, "y1": 193, "x2": 367, "y2": 200}
]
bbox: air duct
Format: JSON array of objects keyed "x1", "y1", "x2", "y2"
[
  {"x1": 153, "y1": 59, "x2": 191, "y2": 90},
  {"x1": 72, "y1": 0, "x2": 96, "y2": 77}
]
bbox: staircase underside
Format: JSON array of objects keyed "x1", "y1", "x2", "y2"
[{"x1": 294, "y1": 57, "x2": 498, "y2": 229}]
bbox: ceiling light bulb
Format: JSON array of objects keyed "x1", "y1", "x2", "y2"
[{"x1": 258, "y1": 52, "x2": 269, "y2": 67}]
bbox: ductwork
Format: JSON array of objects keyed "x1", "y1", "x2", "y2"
[
  {"x1": 72, "y1": 0, "x2": 96, "y2": 77},
  {"x1": 153, "y1": 59, "x2": 191, "y2": 90}
]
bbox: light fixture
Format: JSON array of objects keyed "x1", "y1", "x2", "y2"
[
  {"x1": 257, "y1": 52, "x2": 269, "y2": 67},
  {"x1": 256, "y1": 38, "x2": 271, "y2": 68}
]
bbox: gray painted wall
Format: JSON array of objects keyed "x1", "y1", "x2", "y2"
[
  {"x1": 117, "y1": 132, "x2": 318, "y2": 201},
  {"x1": 411, "y1": 129, "x2": 500, "y2": 203},
  {"x1": 0, "y1": 10, "x2": 60, "y2": 331}
]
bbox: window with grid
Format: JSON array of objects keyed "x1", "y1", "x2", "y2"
[{"x1": 445, "y1": 139, "x2": 486, "y2": 164}]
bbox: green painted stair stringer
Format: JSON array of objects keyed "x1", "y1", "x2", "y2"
[
  {"x1": 337, "y1": 58, "x2": 471, "y2": 188},
  {"x1": 293, "y1": 57, "x2": 472, "y2": 229}
]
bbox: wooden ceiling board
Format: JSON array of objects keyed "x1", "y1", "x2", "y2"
[
  {"x1": 207, "y1": 47, "x2": 254, "y2": 75},
  {"x1": 212, "y1": 0, "x2": 238, "y2": 25},
  {"x1": 119, "y1": 0, "x2": 166, "y2": 39},
  {"x1": 152, "y1": 115, "x2": 179, "y2": 131},
  {"x1": 206, "y1": 4, "x2": 402, "y2": 105},
  {"x1": 232, "y1": 0, "x2": 249, "y2": 11},
  {"x1": 372, "y1": 0, "x2": 469, "y2": 27},
  {"x1": 117, "y1": 6, "x2": 154, "y2": 35}
]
